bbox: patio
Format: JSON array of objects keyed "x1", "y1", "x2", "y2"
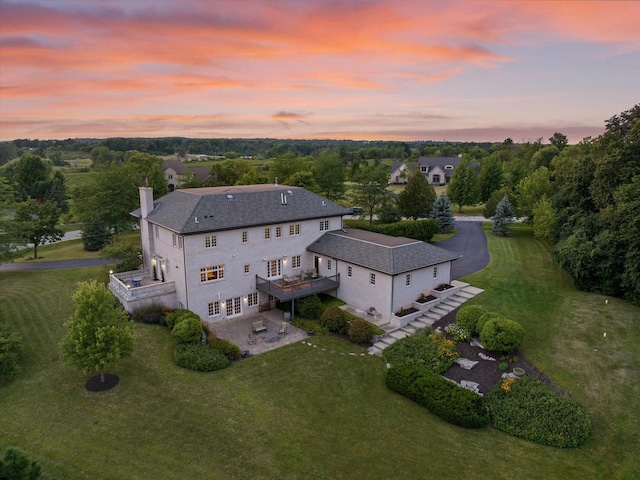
[{"x1": 205, "y1": 309, "x2": 308, "y2": 355}]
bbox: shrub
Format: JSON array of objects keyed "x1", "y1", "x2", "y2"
[
  {"x1": 81, "y1": 220, "x2": 112, "y2": 251},
  {"x1": 348, "y1": 319, "x2": 374, "y2": 344},
  {"x1": 0, "y1": 323, "x2": 23, "y2": 384},
  {"x1": 320, "y1": 306, "x2": 347, "y2": 333},
  {"x1": 486, "y1": 376, "x2": 591, "y2": 447},
  {"x1": 480, "y1": 318, "x2": 525, "y2": 353},
  {"x1": 476, "y1": 311, "x2": 503, "y2": 336},
  {"x1": 0, "y1": 447, "x2": 41, "y2": 480},
  {"x1": 498, "y1": 362, "x2": 508, "y2": 371},
  {"x1": 131, "y1": 304, "x2": 165, "y2": 324},
  {"x1": 171, "y1": 316, "x2": 202, "y2": 344},
  {"x1": 446, "y1": 323, "x2": 471, "y2": 342},
  {"x1": 456, "y1": 305, "x2": 487, "y2": 334},
  {"x1": 383, "y1": 330, "x2": 459, "y2": 373},
  {"x1": 165, "y1": 309, "x2": 199, "y2": 329},
  {"x1": 386, "y1": 364, "x2": 489, "y2": 428},
  {"x1": 207, "y1": 334, "x2": 241, "y2": 361},
  {"x1": 297, "y1": 295, "x2": 323, "y2": 319},
  {"x1": 174, "y1": 343, "x2": 229, "y2": 372}
]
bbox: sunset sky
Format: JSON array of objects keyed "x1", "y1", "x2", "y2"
[{"x1": 0, "y1": 0, "x2": 638, "y2": 143}]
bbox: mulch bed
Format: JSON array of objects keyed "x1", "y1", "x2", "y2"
[
  {"x1": 433, "y1": 311, "x2": 566, "y2": 397},
  {"x1": 85, "y1": 374, "x2": 119, "y2": 392}
]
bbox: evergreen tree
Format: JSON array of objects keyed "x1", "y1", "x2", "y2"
[
  {"x1": 491, "y1": 195, "x2": 515, "y2": 236},
  {"x1": 397, "y1": 170, "x2": 436, "y2": 219},
  {"x1": 430, "y1": 193, "x2": 455, "y2": 233},
  {"x1": 0, "y1": 447, "x2": 41, "y2": 480}
]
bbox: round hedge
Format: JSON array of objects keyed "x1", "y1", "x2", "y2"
[
  {"x1": 348, "y1": 319, "x2": 374, "y2": 344},
  {"x1": 475, "y1": 311, "x2": 503, "y2": 336},
  {"x1": 455, "y1": 305, "x2": 487, "y2": 334},
  {"x1": 165, "y1": 309, "x2": 200, "y2": 329},
  {"x1": 174, "y1": 343, "x2": 229, "y2": 372},
  {"x1": 320, "y1": 306, "x2": 347, "y2": 333},
  {"x1": 479, "y1": 317, "x2": 524, "y2": 353},
  {"x1": 486, "y1": 376, "x2": 591, "y2": 447},
  {"x1": 171, "y1": 316, "x2": 202, "y2": 344}
]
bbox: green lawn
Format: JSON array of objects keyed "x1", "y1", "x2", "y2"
[
  {"x1": 14, "y1": 239, "x2": 100, "y2": 263},
  {"x1": 1, "y1": 226, "x2": 639, "y2": 479}
]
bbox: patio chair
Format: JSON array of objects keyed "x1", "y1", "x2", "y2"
[
  {"x1": 279, "y1": 323, "x2": 288, "y2": 335},
  {"x1": 248, "y1": 333, "x2": 257, "y2": 345}
]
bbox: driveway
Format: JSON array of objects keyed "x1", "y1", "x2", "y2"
[
  {"x1": 0, "y1": 258, "x2": 111, "y2": 272},
  {"x1": 438, "y1": 220, "x2": 489, "y2": 280}
]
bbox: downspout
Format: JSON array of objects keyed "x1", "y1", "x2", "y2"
[
  {"x1": 182, "y1": 234, "x2": 189, "y2": 310},
  {"x1": 390, "y1": 273, "x2": 395, "y2": 319}
]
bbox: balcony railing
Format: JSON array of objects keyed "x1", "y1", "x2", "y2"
[
  {"x1": 109, "y1": 269, "x2": 176, "y2": 302},
  {"x1": 255, "y1": 274, "x2": 340, "y2": 301}
]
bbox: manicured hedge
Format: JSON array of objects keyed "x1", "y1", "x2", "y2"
[
  {"x1": 174, "y1": 344, "x2": 229, "y2": 372},
  {"x1": 207, "y1": 335, "x2": 241, "y2": 361},
  {"x1": 386, "y1": 364, "x2": 489, "y2": 428},
  {"x1": 383, "y1": 330, "x2": 459, "y2": 373},
  {"x1": 344, "y1": 219, "x2": 439, "y2": 242},
  {"x1": 348, "y1": 319, "x2": 374, "y2": 343},
  {"x1": 165, "y1": 309, "x2": 200, "y2": 329},
  {"x1": 455, "y1": 305, "x2": 487, "y2": 334},
  {"x1": 475, "y1": 311, "x2": 503, "y2": 336},
  {"x1": 486, "y1": 377, "x2": 591, "y2": 447},
  {"x1": 171, "y1": 316, "x2": 202, "y2": 344},
  {"x1": 479, "y1": 317, "x2": 524, "y2": 353},
  {"x1": 298, "y1": 295, "x2": 323, "y2": 319}
]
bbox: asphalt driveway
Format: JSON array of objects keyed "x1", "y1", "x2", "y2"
[{"x1": 438, "y1": 220, "x2": 489, "y2": 280}]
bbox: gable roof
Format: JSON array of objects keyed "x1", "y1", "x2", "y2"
[
  {"x1": 390, "y1": 161, "x2": 418, "y2": 174},
  {"x1": 307, "y1": 228, "x2": 460, "y2": 275},
  {"x1": 417, "y1": 156, "x2": 463, "y2": 173},
  {"x1": 163, "y1": 160, "x2": 211, "y2": 183},
  {"x1": 133, "y1": 185, "x2": 348, "y2": 234}
]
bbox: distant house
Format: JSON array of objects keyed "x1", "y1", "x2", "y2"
[
  {"x1": 163, "y1": 159, "x2": 211, "y2": 191},
  {"x1": 390, "y1": 155, "x2": 463, "y2": 185},
  {"x1": 109, "y1": 185, "x2": 460, "y2": 326}
]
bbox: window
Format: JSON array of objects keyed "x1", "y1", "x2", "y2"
[
  {"x1": 267, "y1": 259, "x2": 282, "y2": 279},
  {"x1": 327, "y1": 259, "x2": 332, "y2": 271},
  {"x1": 264, "y1": 228, "x2": 271, "y2": 240},
  {"x1": 244, "y1": 264, "x2": 250, "y2": 274},
  {"x1": 205, "y1": 235, "x2": 217, "y2": 248},
  {"x1": 289, "y1": 224, "x2": 300, "y2": 236},
  {"x1": 433, "y1": 266, "x2": 438, "y2": 278},
  {"x1": 208, "y1": 301, "x2": 220, "y2": 317},
  {"x1": 178, "y1": 236, "x2": 183, "y2": 249},
  {"x1": 247, "y1": 292, "x2": 258, "y2": 307},
  {"x1": 432, "y1": 174, "x2": 441, "y2": 183},
  {"x1": 292, "y1": 255, "x2": 301, "y2": 269},
  {"x1": 347, "y1": 266, "x2": 352, "y2": 277},
  {"x1": 200, "y1": 265, "x2": 225, "y2": 282},
  {"x1": 242, "y1": 231, "x2": 248, "y2": 243},
  {"x1": 172, "y1": 233, "x2": 177, "y2": 247},
  {"x1": 445, "y1": 165, "x2": 454, "y2": 170},
  {"x1": 225, "y1": 297, "x2": 241, "y2": 316},
  {"x1": 320, "y1": 220, "x2": 329, "y2": 231},
  {"x1": 276, "y1": 226, "x2": 282, "y2": 238},
  {"x1": 370, "y1": 273, "x2": 376, "y2": 285},
  {"x1": 421, "y1": 166, "x2": 428, "y2": 172},
  {"x1": 406, "y1": 274, "x2": 411, "y2": 286}
]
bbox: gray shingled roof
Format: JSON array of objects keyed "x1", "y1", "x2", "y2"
[
  {"x1": 417, "y1": 156, "x2": 463, "y2": 172},
  {"x1": 133, "y1": 185, "x2": 349, "y2": 234},
  {"x1": 307, "y1": 228, "x2": 460, "y2": 275}
]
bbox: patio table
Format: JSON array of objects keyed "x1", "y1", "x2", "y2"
[{"x1": 263, "y1": 331, "x2": 279, "y2": 342}]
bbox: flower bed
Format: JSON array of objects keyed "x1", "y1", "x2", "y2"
[
  {"x1": 413, "y1": 294, "x2": 439, "y2": 311},
  {"x1": 430, "y1": 283, "x2": 461, "y2": 299}
]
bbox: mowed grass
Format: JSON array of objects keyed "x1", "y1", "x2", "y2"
[
  {"x1": 14, "y1": 239, "x2": 100, "y2": 262},
  {"x1": 1, "y1": 226, "x2": 639, "y2": 479}
]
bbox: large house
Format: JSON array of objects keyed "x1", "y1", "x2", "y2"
[
  {"x1": 163, "y1": 159, "x2": 211, "y2": 191},
  {"x1": 109, "y1": 185, "x2": 460, "y2": 326},
  {"x1": 390, "y1": 155, "x2": 463, "y2": 185}
]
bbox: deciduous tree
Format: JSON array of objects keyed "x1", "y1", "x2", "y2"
[
  {"x1": 447, "y1": 158, "x2": 479, "y2": 212},
  {"x1": 353, "y1": 163, "x2": 389, "y2": 224},
  {"x1": 60, "y1": 280, "x2": 135, "y2": 385},
  {"x1": 13, "y1": 199, "x2": 63, "y2": 259},
  {"x1": 314, "y1": 154, "x2": 346, "y2": 200},
  {"x1": 398, "y1": 170, "x2": 436, "y2": 219},
  {"x1": 478, "y1": 153, "x2": 504, "y2": 202},
  {"x1": 532, "y1": 195, "x2": 557, "y2": 242}
]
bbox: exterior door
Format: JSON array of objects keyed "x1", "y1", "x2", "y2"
[{"x1": 225, "y1": 297, "x2": 242, "y2": 317}]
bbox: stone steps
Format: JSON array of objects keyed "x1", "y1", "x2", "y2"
[{"x1": 368, "y1": 282, "x2": 485, "y2": 356}]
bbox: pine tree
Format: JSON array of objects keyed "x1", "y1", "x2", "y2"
[
  {"x1": 397, "y1": 170, "x2": 436, "y2": 219},
  {"x1": 430, "y1": 193, "x2": 455, "y2": 233},
  {"x1": 491, "y1": 195, "x2": 515, "y2": 236}
]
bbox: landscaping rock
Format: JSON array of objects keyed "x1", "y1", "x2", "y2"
[
  {"x1": 460, "y1": 380, "x2": 483, "y2": 396},
  {"x1": 470, "y1": 338, "x2": 485, "y2": 349},
  {"x1": 478, "y1": 352, "x2": 495, "y2": 361},
  {"x1": 454, "y1": 358, "x2": 479, "y2": 370}
]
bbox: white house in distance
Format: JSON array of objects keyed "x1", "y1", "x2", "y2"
[
  {"x1": 390, "y1": 155, "x2": 463, "y2": 185},
  {"x1": 109, "y1": 185, "x2": 460, "y2": 327},
  {"x1": 163, "y1": 159, "x2": 211, "y2": 191}
]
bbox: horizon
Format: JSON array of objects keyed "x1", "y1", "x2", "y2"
[{"x1": 1, "y1": 0, "x2": 638, "y2": 143}]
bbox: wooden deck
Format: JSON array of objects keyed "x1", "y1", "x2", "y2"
[{"x1": 255, "y1": 274, "x2": 340, "y2": 301}]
